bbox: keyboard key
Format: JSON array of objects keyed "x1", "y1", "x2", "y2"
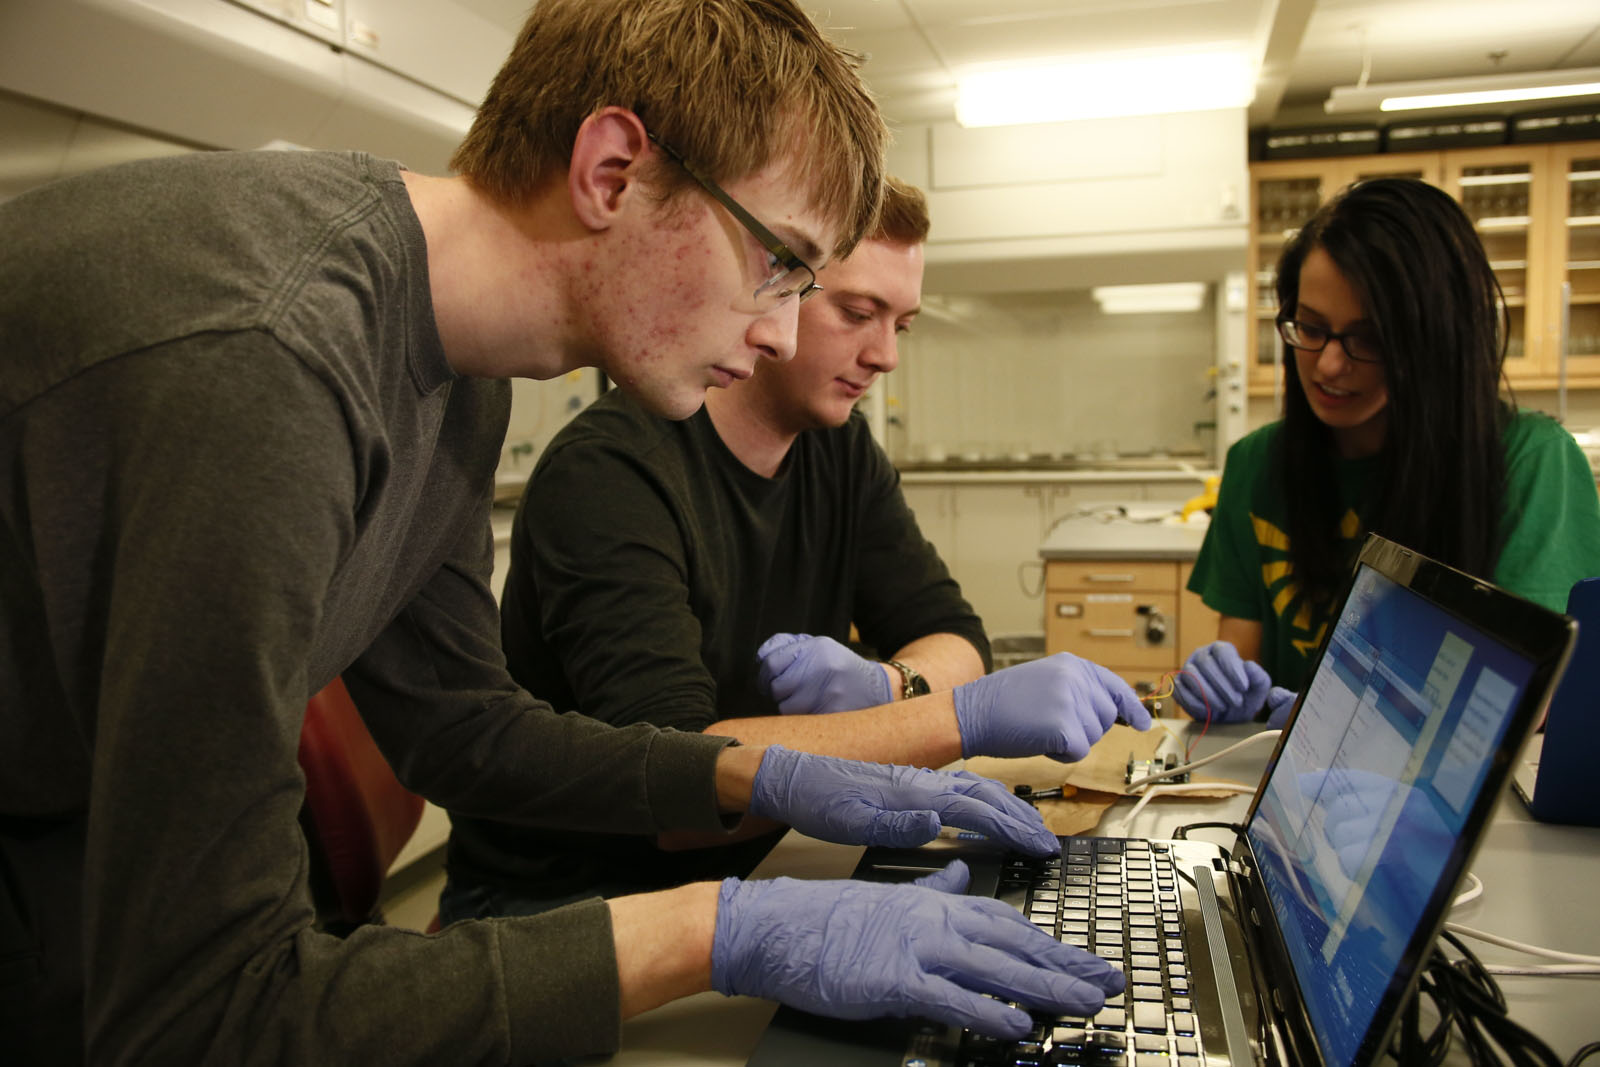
[
  {"x1": 1174, "y1": 1036, "x2": 1199, "y2": 1055},
  {"x1": 1052, "y1": 1026, "x2": 1088, "y2": 1047},
  {"x1": 1133, "y1": 1034, "x2": 1165, "y2": 1052},
  {"x1": 1171, "y1": 997, "x2": 1191, "y2": 1011},
  {"x1": 1130, "y1": 985, "x2": 1163, "y2": 1002},
  {"x1": 1130, "y1": 954, "x2": 1160, "y2": 970},
  {"x1": 1131, "y1": 969, "x2": 1162, "y2": 985},
  {"x1": 1171, "y1": 1012, "x2": 1197, "y2": 1036},
  {"x1": 1094, "y1": 1007, "x2": 1126, "y2": 1029},
  {"x1": 1131, "y1": 1002, "x2": 1167, "y2": 1033}
]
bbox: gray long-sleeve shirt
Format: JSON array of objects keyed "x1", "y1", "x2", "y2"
[{"x1": 0, "y1": 149, "x2": 732, "y2": 1064}]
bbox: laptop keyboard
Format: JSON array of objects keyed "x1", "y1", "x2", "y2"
[{"x1": 950, "y1": 836, "x2": 1204, "y2": 1067}]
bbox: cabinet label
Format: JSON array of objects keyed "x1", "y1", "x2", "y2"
[{"x1": 1086, "y1": 593, "x2": 1134, "y2": 604}]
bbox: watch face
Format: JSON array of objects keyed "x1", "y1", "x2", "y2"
[{"x1": 909, "y1": 673, "x2": 931, "y2": 697}]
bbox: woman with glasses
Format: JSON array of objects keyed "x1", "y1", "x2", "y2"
[{"x1": 1174, "y1": 177, "x2": 1600, "y2": 726}]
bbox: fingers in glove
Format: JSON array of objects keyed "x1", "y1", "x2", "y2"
[
  {"x1": 858, "y1": 808, "x2": 943, "y2": 848},
  {"x1": 931, "y1": 792, "x2": 1058, "y2": 857},
  {"x1": 1091, "y1": 663, "x2": 1152, "y2": 730},
  {"x1": 756, "y1": 632, "x2": 806, "y2": 659},
  {"x1": 922, "y1": 941, "x2": 1122, "y2": 1020},
  {"x1": 898, "y1": 973, "x2": 1038, "y2": 1039},
  {"x1": 912, "y1": 860, "x2": 971, "y2": 895}
]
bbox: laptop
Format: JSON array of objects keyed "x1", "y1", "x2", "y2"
[
  {"x1": 746, "y1": 534, "x2": 1576, "y2": 1067},
  {"x1": 1512, "y1": 576, "x2": 1600, "y2": 826}
]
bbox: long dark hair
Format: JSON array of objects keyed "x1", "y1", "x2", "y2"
[{"x1": 1274, "y1": 177, "x2": 1511, "y2": 603}]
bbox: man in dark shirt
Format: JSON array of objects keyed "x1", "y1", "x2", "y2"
[{"x1": 446, "y1": 179, "x2": 1135, "y2": 920}]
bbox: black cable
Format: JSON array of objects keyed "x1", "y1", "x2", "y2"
[
  {"x1": 1393, "y1": 929, "x2": 1569, "y2": 1067},
  {"x1": 1171, "y1": 820, "x2": 1244, "y2": 845},
  {"x1": 1567, "y1": 1042, "x2": 1600, "y2": 1067}
]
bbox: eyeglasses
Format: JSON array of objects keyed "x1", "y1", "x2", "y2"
[
  {"x1": 1276, "y1": 315, "x2": 1382, "y2": 364},
  {"x1": 646, "y1": 131, "x2": 821, "y2": 309}
]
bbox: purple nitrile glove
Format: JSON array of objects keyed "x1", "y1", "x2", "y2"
[
  {"x1": 1172, "y1": 641, "x2": 1272, "y2": 723},
  {"x1": 951, "y1": 653, "x2": 1150, "y2": 764},
  {"x1": 711, "y1": 861, "x2": 1126, "y2": 1038},
  {"x1": 756, "y1": 632, "x2": 893, "y2": 714},
  {"x1": 1265, "y1": 686, "x2": 1297, "y2": 728},
  {"x1": 748, "y1": 745, "x2": 1060, "y2": 857}
]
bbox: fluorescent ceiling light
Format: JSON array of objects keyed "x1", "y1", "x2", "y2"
[
  {"x1": 1091, "y1": 283, "x2": 1206, "y2": 315},
  {"x1": 956, "y1": 50, "x2": 1254, "y2": 128},
  {"x1": 1324, "y1": 67, "x2": 1600, "y2": 114}
]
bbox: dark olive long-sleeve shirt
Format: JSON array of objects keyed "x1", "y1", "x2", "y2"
[{"x1": 0, "y1": 150, "x2": 732, "y2": 1065}]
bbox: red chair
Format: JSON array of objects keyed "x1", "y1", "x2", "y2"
[{"x1": 297, "y1": 677, "x2": 425, "y2": 932}]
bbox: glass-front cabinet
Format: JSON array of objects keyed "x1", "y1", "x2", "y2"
[
  {"x1": 1553, "y1": 144, "x2": 1600, "y2": 383},
  {"x1": 1441, "y1": 147, "x2": 1547, "y2": 384},
  {"x1": 1247, "y1": 141, "x2": 1600, "y2": 396}
]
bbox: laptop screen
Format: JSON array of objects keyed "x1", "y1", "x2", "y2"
[{"x1": 1244, "y1": 561, "x2": 1538, "y2": 1067}]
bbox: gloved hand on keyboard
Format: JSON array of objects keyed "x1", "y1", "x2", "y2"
[
  {"x1": 755, "y1": 632, "x2": 892, "y2": 715},
  {"x1": 951, "y1": 652, "x2": 1149, "y2": 763},
  {"x1": 712, "y1": 860, "x2": 1126, "y2": 1038},
  {"x1": 1172, "y1": 641, "x2": 1273, "y2": 723},
  {"x1": 748, "y1": 745, "x2": 1060, "y2": 857}
]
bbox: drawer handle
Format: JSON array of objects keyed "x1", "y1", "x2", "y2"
[
  {"x1": 1086, "y1": 573, "x2": 1136, "y2": 583},
  {"x1": 1088, "y1": 628, "x2": 1136, "y2": 638}
]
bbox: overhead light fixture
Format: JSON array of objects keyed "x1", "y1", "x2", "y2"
[
  {"x1": 955, "y1": 49, "x2": 1254, "y2": 128},
  {"x1": 1092, "y1": 283, "x2": 1206, "y2": 315},
  {"x1": 1324, "y1": 67, "x2": 1600, "y2": 114}
]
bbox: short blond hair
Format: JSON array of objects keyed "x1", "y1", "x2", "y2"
[
  {"x1": 451, "y1": 0, "x2": 887, "y2": 257},
  {"x1": 872, "y1": 177, "x2": 929, "y2": 245}
]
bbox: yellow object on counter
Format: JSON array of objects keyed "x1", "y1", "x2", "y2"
[{"x1": 1180, "y1": 474, "x2": 1221, "y2": 522}]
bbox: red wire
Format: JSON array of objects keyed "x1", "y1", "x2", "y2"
[{"x1": 1171, "y1": 667, "x2": 1213, "y2": 759}]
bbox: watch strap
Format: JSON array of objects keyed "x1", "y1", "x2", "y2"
[{"x1": 885, "y1": 658, "x2": 930, "y2": 700}]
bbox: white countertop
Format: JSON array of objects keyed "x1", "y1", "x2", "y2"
[{"x1": 1039, "y1": 505, "x2": 1211, "y2": 561}]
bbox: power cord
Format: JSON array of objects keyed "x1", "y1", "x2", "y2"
[
  {"x1": 1124, "y1": 729, "x2": 1282, "y2": 790},
  {"x1": 1393, "y1": 927, "x2": 1586, "y2": 1066}
]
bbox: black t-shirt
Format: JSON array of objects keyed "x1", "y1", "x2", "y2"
[{"x1": 448, "y1": 389, "x2": 990, "y2": 895}]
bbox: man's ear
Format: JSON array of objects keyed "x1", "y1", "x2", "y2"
[{"x1": 568, "y1": 107, "x2": 652, "y2": 233}]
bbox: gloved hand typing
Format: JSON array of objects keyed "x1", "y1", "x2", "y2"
[
  {"x1": 712, "y1": 861, "x2": 1126, "y2": 1038},
  {"x1": 756, "y1": 633, "x2": 892, "y2": 715},
  {"x1": 951, "y1": 653, "x2": 1149, "y2": 763},
  {"x1": 748, "y1": 745, "x2": 1060, "y2": 856},
  {"x1": 1172, "y1": 641, "x2": 1273, "y2": 723}
]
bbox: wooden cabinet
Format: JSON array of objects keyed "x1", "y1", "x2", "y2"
[
  {"x1": 1246, "y1": 140, "x2": 1600, "y2": 396},
  {"x1": 1043, "y1": 558, "x2": 1217, "y2": 699}
]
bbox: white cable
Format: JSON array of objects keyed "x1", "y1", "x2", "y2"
[
  {"x1": 1126, "y1": 729, "x2": 1283, "y2": 791},
  {"x1": 1482, "y1": 964, "x2": 1600, "y2": 977},
  {"x1": 1452, "y1": 871, "x2": 1483, "y2": 908},
  {"x1": 1121, "y1": 782, "x2": 1258, "y2": 829},
  {"x1": 1444, "y1": 922, "x2": 1600, "y2": 965}
]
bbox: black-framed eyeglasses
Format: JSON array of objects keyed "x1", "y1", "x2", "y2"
[
  {"x1": 646, "y1": 131, "x2": 821, "y2": 309},
  {"x1": 1276, "y1": 315, "x2": 1382, "y2": 364}
]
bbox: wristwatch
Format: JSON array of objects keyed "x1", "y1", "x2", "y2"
[{"x1": 885, "y1": 659, "x2": 931, "y2": 700}]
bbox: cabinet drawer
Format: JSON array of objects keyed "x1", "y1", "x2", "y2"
[
  {"x1": 1046, "y1": 559, "x2": 1178, "y2": 593},
  {"x1": 1045, "y1": 591, "x2": 1179, "y2": 670}
]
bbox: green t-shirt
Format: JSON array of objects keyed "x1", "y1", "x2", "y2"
[{"x1": 1188, "y1": 411, "x2": 1600, "y2": 691}]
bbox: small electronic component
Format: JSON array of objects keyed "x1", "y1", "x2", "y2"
[{"x1": 1125, "y1": 752, "x2": 1188, "y2": 786}]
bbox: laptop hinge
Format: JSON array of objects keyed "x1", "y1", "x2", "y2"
[{"x1": 1193, "y1": 864, "x2": 1258, "y2": 1064}]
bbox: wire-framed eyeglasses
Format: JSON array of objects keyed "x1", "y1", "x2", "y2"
[
  {"x1": 646, "y1": 131, "x2": 821, "y2": 309},
  {"x1": 1276, "y1": 315, "x2": 1382, "y2": 364}
]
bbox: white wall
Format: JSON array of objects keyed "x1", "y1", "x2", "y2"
[{"x1": 887, "y1": 288, "x2": 1220, "y2": 464}]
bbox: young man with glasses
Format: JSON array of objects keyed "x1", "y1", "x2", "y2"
[
  {"x1": 0, "y1": 2, "x2": 1133, "y2": 1062},
  {"x1": 445, "y1": 178, "x2": 1153, "y2": 923}
]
